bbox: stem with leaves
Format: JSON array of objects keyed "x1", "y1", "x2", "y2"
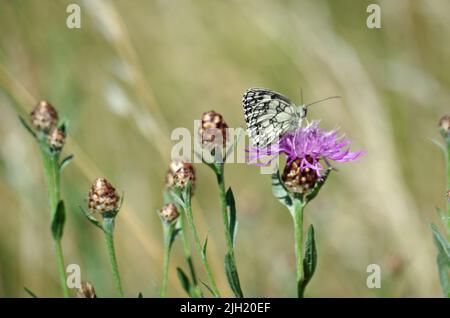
[
  {"x1": 271, "y1": 169, "x2": 328, "y2": 297},
  {"x1": 172, "y1": 185, "x2": 221, "y2": 297},
  {"x1": 160, "y1": 222, "x2": 174, "y2": 297},
  {"x1": 215, "y1": 163, "x2": 243, "y2": 298},
  {"x1": 103, "y1": 216, "x2": 124, "y2": 297}
]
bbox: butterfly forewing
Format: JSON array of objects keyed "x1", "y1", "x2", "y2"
[{"x1": 243, "y1": 88, "x2": 299, "y2": 147}]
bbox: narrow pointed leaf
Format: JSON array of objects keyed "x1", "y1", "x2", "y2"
[
  {"x1": 224, "y1": 253, "x2": 244, "y2": 298},
  {"x1": 24, "y1": 287, "x2": 38, "y2": 298},
  {"x1": 299, "y1": 224, "x2": 317, "y2": 296},
  {"x1": 169, "y1": 227, "x2": 181, "y2": 249},
  {"x1": 19, "y1": 116, "x2": 37, "y2": 139},
  {"x1": 200, "y1": 280, "x2": 215, "y2": 296},
  {"x1": 59, "y1": 154, "x2": 74, "y2": 172},
  {"x1": 79, "y1": 206, "x2": 103, "y2": 231},
  {"x1": 51, "y1": 201, "x2": 66, "y2": 240},
  {"x1": 176, "y1": 267, "x2": 192, "y2": 296},
  {"x1": 202, "y1": 235, "x2": 208, "y2": 257},
  {"x1": 430, "y1": 223, "x2": 450, "y2": 297},
  {"x1": 226, "y1": 187, "x2": 238, "y2": 246}
]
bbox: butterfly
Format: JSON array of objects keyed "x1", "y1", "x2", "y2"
[{"x1": 243, "y1": 88, "x2": 339, "y2": 148}]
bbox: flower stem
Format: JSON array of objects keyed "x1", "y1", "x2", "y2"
[
  {"x1": 215, "y1": 163, "x2": 243, "y2": 297},
  {"x1": 446, "y1": 140, "x2": 450, "y2": 237},
  {"x1": 183, "y1": 196, "x2": 220, "y2": 297},
  {"x1": 160, "y1": 224, "x2": 173, "y2": 298},
  {"x1": 179, "y1": 214, "x2": 202, "y2": 297},
  {"x1": 40, "y1": 146, "x2": 69, "y2": 297},
  {"x1": 103, "y1": 217, "x2": 124, "y2": 297},
  {"x1": 292, "y1": 200, "x2": 305, "y2": 298}
]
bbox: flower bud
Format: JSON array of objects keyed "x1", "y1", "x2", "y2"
[
  {"x1": 88, "y1": 178, "x2": 120, "y2": 214},
  {"x1": 282, "y1": 158, "x2": 319, "y2": 194},
  {"x1": 166, "y1": 159, "x2": 195, "y2": 190},
  {"x1": 47, "y1": 127, "x2": 66, "y2": 152},
  {"x1": 77, "y1": 281, "x2": 97, "y2": 298},
  {"x1": 159, "y1": 203, "x2": 180, "y2": 223},
  {"x1": 439, "y1": 115, "x2": 450, "y2": 132},
  {"x1": 30, "y1": 101, "x2": 58, "y2": 132},
  {"x1": 199, "y1": 111, "x2": 228, "y2": 147}
]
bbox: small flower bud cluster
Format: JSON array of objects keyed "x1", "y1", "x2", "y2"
[
  {"x1": 166, "y1": 159, "x2": 196, "y2": 190},
  {"x1": 159, "y1": 203, "x2": 180, "y2": 223},
  {"x1": 30, "y1": 101, "x2": 66, "y2": 152},
  {"x1": 77, "y1": 281, "x2": 97, "y2": 298},
  {"x1": 88, "y1": 178, "x2": 120, "y2": 214},
  {"x1": 30, "y1": 101, "x2": 58, "y2": 133},
  {"x1": 199, "y1": 111, "x2": 228, "y2": 148}
]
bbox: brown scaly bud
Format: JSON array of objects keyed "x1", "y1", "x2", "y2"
[
  {"x1": 166, "y1": 159, "x2": 195, "y2": 190},
  {"x1": 282, "y1": 157, "x2": 319, "y2": 194},
  {"x1": 439, "y1": 115, "x2": 450, "y2": 133},
  {"x1": 77, "y1": 281, "x2": 97, "y2": 298},
  {"x1": 88, "y1": 178, "x2": 120, "y2": 214},
  {"x1": 47, "y1": 127, "x2": 66, "y2": 152},
  {"x1": 159, "y1": 203, "x2": 180, "y2": 223},
  {"x1": 30, "y1": 101, "x2": 58, "y2": 132},
  {"x1": 199, "y1": 111, "x2": 228, "y2": 147}
]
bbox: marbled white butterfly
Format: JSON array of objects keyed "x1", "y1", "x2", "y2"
[{"x1": 243, "y1": 88, "x2": 339, "y2": 147}]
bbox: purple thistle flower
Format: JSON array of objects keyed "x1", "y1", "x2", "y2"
[{"x1": 247, "y1": 121, "x2": 364, "y2": 177}]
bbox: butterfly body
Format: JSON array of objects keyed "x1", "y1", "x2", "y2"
[{"x1": 243, "y1": 88, "x2": 307, "y2": 148}]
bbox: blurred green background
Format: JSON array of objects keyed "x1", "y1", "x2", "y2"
[{"x1": 0, "y1": 0, "x2": 448, "y2": 297}]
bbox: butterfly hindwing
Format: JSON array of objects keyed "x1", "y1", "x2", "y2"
[{"x1": 243, "y1": 88, "x2": 298, "y2": 147}]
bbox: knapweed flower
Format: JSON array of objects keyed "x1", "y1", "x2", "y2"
[
  {"x1": 166, "y1": 159, "x2": 196, "y2": 190},
  {"x1": 30, "y1": 101, "x2": 58, "y2": 132},
  {"x1": 199, "y1": 111, "x2": 228, "y2": 148},
  {"x1": 248, "y1": 121, "x2": 364, "y2": 177},
  {"x1": 47, "y1": 127, "x2": 66, "y2": 152},
  {"x1": 159, "y1": 203, "x2": 180, "y2": 223},
  {"x1": 77, "y1": 281, "x2": 97, "y2": 298},
  {"x1": 88, "y1": 178, "x2": 120, "y2": 214}
]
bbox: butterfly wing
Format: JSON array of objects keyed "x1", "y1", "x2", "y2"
[{"x1": 243, "y1": 88, "x2": 298, "y2": 147}]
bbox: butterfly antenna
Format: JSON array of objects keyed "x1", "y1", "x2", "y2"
[{"x1": 306, "y1": 96, "x2": 341, "y2": 108}]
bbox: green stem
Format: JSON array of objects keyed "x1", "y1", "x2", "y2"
[
  {"x1": 103, "y1": 217, "x2": 124, "y2": 297},
  {"x1": 183, "y1": 197, "x2": 220, "y2": 297},
  {"x1": 179, "y1": 214, "x2": 202, "y2": 297},
  {"x1": 160, "y1": 224, "x2": 173, "y2": 298},
  {"x1": 293, "y1": 200, "x2": 305, "y2": 298},
  {"x1": 40, "y1": 146, "x2": 69, "y2": 297},
  {"x1": 446, "y1": 140, "x2": 450, "y2": 238},
  {"x1": 216, "y1": 164, "x2": 243, "y2": 297}
]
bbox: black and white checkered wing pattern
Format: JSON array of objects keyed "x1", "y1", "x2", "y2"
[{"x1": 243, "y1": 88, "x2": 298, "y2": 147}]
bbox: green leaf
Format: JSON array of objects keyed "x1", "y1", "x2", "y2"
[
  {"x1": 24, "y1": 286, "x2": 38, "y2": 298},
  {"x1": 224, "y1": 253, "x2": 243, "y2": 298},
  {"x1": 430, "y1": 223, "x2": 450, "y2": 297},
  {"x1": 225, "y1": 127, "x2": 244, "y2": 161},
  {"x1": 18, "y1": 116, "x2": 37, "y2": 139},
  {"x1": 226, "y1": 187, "x2": 238, "y2": 246},
  {"x1": 79, "y1": 206, "x2": 103, "y2": 231},
  {"x1": 169, "y1": 227, "x2": 181, "y2": 249},
  {"x1": 436, "y1": 207, "x2": 449, "y2": 226},
  {"x1": 271, "y1": 169, "x2": 293, "y2": 209},
  {"x1": 137, "y1": 292, "x2": 143, "y2": 298},
  {"x1": 299, "y1": 224, "x2": 317, "y2": 296},
  {"x1": 59, "y1": 154, "x2": 74, "y2": 172},
  {"x1": 200, "y1": 280, "x2": 215, "y2": 296},
  {"x1": 51, "y1": 201, "x2": 66, "y2": 240},
  {"x1": 305, "y1": 168, "x2": 332, "y2": 203},
  {"x1": 202, "y1": 235, "x2": 208, "y2": 257},
  {"x1": 176, "y1": 267, "x2": 192, "y2": 296}
]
